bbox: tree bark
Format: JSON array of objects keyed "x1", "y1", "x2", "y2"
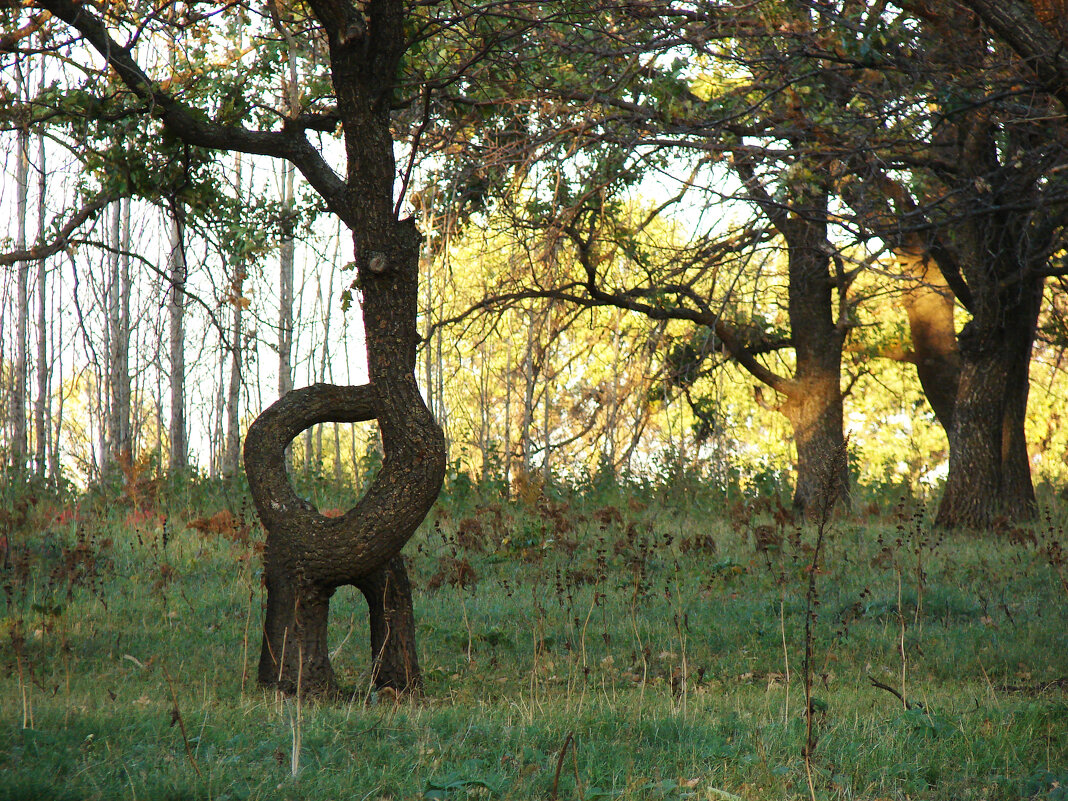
[
  {"x1": 936, "y1": 338, "x2": 1008, "y2": 528},
  {"x1": 247, "y1": 379, "x2": 443, "y2": 694},
  {"x1": 936, "y1": 275, "x2": 1042, "y2": 528},
  {"x1": 168, "y1": 206, "x2": 187, "y2": 472},
  {"x1": 37, "y1": 0, "x2": 446, "y2": 700},
  {"x1": 251, "y1": 165, "x2": 445, "y2": 677},
  {"x1": 278, "y1": 164, "x2": 296, "y2": 401},
  {"x1": 943, "y1": 0, "x2": 1067, "y2": 527},
  {"x1": 11, "y1": 109, "x2": 30, "y2": 471},
  {"x1": 782, "y1": 372, "x2": 847, "y2": 512},
  {"x1": 225, "y1": 153, "x2": 246, "y2": 477},
  {"x1": 355, "y1": 554, "x2": 422, "y2": 693},
  {"x1": 33, "y1": 120, "x2": 48, "y2": 478},
  {"x1": 1000, "y1": 291, "x2": 1041, "y2": 510},
  {"x1": 107, "y1": 197, "x2": 132, "y2": 467},
  {"x1": 931, "y1": 67, "x2": 1045, "y2": 529},
  {"x1": 742, "y1": 179, "x2": 849, "y2": 511},
  {"x1": 963, "y1": 0, "x2": 1068, "y2": 110},
  {"x1": 225, "y1": 290, "x2": 243, "y2": 476}
]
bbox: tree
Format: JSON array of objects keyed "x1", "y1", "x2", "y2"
[
  {"x1": 33, "y1": 114, "x2": 51, "y2": 480},
  {"x1": 933, "y1": 0, "x2": 1068, "y2": 526},
  {"x1": 411, "y1": 1, "x2": 864, "y2": 509},
  {"x1": 26, "y1": 0, "x2": 448, "y2": 696},
  {"x1": 422, "y1": 0, "x2": 1067, "y2": 524},
  {"x1": 105, "y1": 198, "x2": 133, "y2": 468},
  {"x1": 166, "y1": 201, "x2": 188, "y2": 473},
  {"x1": 840, "y1": 0, "x2": 1068, "y2": 527},
  {"x1": 9, "y1": 60, "x2": 30, "y2": 471}
]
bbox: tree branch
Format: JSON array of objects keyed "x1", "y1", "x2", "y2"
[
  {"x1": 35, "y1": 0, "x2": 354, "y2": 226},
  {"x1": 538, "y1": 224, "x2": 795, "y2": 397},
  {"x1": 963, "y1": 0, "x2": 1068, "y2": 112},
  {"x1": 0, "y1": 192, "x2": 117, "y2": 266},
  {"x1": 0, "y1": 10, "x2": 51, "y2": 52}
]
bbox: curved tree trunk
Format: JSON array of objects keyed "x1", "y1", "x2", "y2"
[
  {"x1": 245, "y1": 228, "x2": 446, "y2": 697},
  {"x1": 35, "y1": 0, "x2": 444, "y2": 702},
  {"x1": 246, "y1": 374, "x2": 444, "y2": 694},
  {"x1": 240, "y1": 0, "x2": 447, "y2": 699}
]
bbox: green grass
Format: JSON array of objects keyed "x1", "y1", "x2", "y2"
[{"x1": 1, "y1": 490, "x2": 1066, "y2": 800}]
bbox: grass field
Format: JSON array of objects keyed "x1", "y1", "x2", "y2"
[{"x1": 2, "y1": 481, "x2": 1066, "y2": 800}]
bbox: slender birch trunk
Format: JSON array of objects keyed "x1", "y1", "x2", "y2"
[
  {"x1": 422, "y1": 209, "x2": 434, "y2": 419},
  {"x1": 521, "y1": 309, "x2": 536, "y2": 476},
  {"x1": 11, "y1": 89, "x2": 30, "y2": 470},
  {"x1": 314, "y1": 261, "x2": 337, "y2": 470},
  {"x1": 34, "y1": 121, "x2": 48, "y2": 477},
  {"x1": 168, "y1": 205, "x2": 188, "y2": 472},
  {"x1": 163, "y1": 19, "x2": 187, "y2": 474},
  {"x1": 50, "y1": 303, "x2": 63, "y2": 482},
  {"x1": 542, "y1": 372, "x2": 551, "y2": 487},
  {"x1": 478, "y1": 341, "x2": 490, "y2": 480},
  {"x1": 278, "y1": 163, "x2": 295, "y2": 401},
  {"x1": 225, "y1": 293, "x2": 243, "y2": 476},
  {"x1": 503, "y1": 347, "x2": 512, "y2": 486},
  {"x1": 211, "y1": 343, "x2": 225, "y2": 477},
  {"x1": 107, "y1": 197, "x2": 132, "y2": 466},
  {"x1": 224, "y1": 153, "x2": 246, "y2": 476}
]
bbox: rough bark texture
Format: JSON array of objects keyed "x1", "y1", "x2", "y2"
[
  {"x1": 936, "y1": 276, "x2": 1042, "y2": 528},
  {"x1": 1000, "y1": 296, "x2": 1041, "y2": 510},
  {"x1": 782, "y1": 372, "x2": 847, "y2": 512},
  {"x1": 782, "y1": 237, "x2": 849, "y2": 511},
  {"x1": 934, "y1": 158, "x2": 1043, "y2": 529},
  {"x1": 918, "y1": 5, "x2": 1053, "y2": 529},
  {"x1": 278, "y1": 164, "x2": 295, "y2": 400},
  {"x1": 963, "y1": 0, "x2": 1068, "y2": 110},
  {"x1": 240, "y1": 0, "x2": 447, "y2": 698},
  {"x1": 355, "y1": 555, "x2": 422, "y2": 692},
  {"x1": 746, "y1": 183, "x2": 849, "y2": 512}
]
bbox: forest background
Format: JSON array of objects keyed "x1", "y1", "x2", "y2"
[{"x1": 1, "y1": 0, "x2": 1067, "y2": 514}]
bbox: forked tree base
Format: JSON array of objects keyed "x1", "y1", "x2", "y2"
[{"x1": 257, "y1": 556, "x2": 424, "y2": 699}]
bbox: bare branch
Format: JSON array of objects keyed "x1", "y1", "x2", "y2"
[
  {"x1": 963, "y1": 0, "x2": 1068, "y2": 112},
  {"x1": 0, "y1": 192, "x2": 117, "y2": 266}
]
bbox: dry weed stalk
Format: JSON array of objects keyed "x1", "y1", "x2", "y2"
[{"x1": 162, "y1": 666, "x2": 202, "y2": 778}]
